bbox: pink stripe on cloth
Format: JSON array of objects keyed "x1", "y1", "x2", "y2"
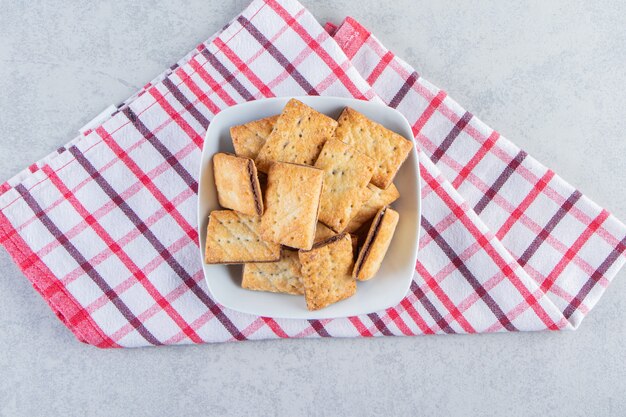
[{"x1": 0, "y1": 0, "x2": 624, "y2": 348}]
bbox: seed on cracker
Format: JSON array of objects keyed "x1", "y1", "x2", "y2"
[
  {"x1": 230, "y1": 115, "x2": 279, "y2": 160},
  {"x1": 255, "y1": 99, "x2": 338, "y2": 172},
  {"x1": 299, "y1": 233, "x2": 357, "y2": 310},
  {"x1": 260, "y1": 162, "x2": 324, "y2": 250},
  {"x1": 204, "y1": 210, "x2": 280, "y2": 264},
  {"x1": 353, "y1": 206, "x2": 399, "y2": 281},
  {"x1": 314, "y1": 138, "x2": 375, "y2": 232},
  {"x1": 335, "y1": 108, "x2": 412, "y2": 189},
  {"x1": 242, "y1": 250, "x2": 303, "y2": 295},
  {"x1": 345, "y1": 183, "x2": 400, "y2": 233},
  {"x1": 213, "y1": 152, "x2": 263, "y2": 216}
]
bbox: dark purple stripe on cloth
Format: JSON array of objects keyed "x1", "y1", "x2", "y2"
[
  {"x1": 237, "y1": 15, "x2": 319, "y2": 95},
  {"x1": 474, "y1": 150, "x2": 527, "y2": 215},
  {"x1": 430, "y1": 111, "x2": 473, "y2": 164},
  {"x1": 518, "y1": 190, "x2": 583, "y2": 267},
  {"x1": 410, "y1": 281, "x2": 455, "y2": 334},
  {"x1": 68, "y1": 146, "x2": 247, "y2": 341},
  {"x1": 122, "y1": 107, "x2": 198, "y2": 194},
  {"x1": 308, "y1": 319, "x2": 331, "y2": 337},
  {"x1": 563, "y1": 236, "x2": 626, "y2": 319},
  {"x1": 366, "y1": 312, "x2": 394, "y2": 336},
  {"x1": 389, "y1": 71, "x2": 419, "y2": 109},
  {"x1": 422, "y1": 217, "x2": 517, "y2": 331},
  {"x1": 200, "y1": 48, "x2": 255, "y2": 101},
  {"x1": 15, "y1": 184, "x2": 162, "y2": 346},
  {"x1": 162, "y1": 78, "x2": 210, "y2": 130}
]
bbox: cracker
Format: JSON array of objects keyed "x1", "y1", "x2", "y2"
[
  {"x1": 213, "y1": 153, "x2": 263, "y2": 216},
  {"x1": 255, "y1": 99, "x2": 338, "y2": 172},
  {"x1": 204, "y1": 210, "x2": 281, "y2": 264},
  {"x1": 314, "y1": 138, "x2": 375, "y2": 232},
  {"x1": 335, "y1": 108, "x2": 413, "y2": 189},
  {"x1": 299, "y1": 234, "x2": 357, "y2": 310},
  {"x1": 242, "y1": 250, "x2": 303, "y2": 295},
  {"x1": 314, "y1": 222, "x2": 337, "y2": 243},
  {"x1": 315, "y1": 223, "x2": 358, "y2": 253},
  {"x1": 353, "y1": 207, "x2": 399, "y2": 281},
  {"x1": 230, "y1": 115, "x2": 279, "y2": 160},
  {"x1": 260, "y1": 162, "x2": 324, "y2": 250},
  {"x1": 345, "y1": 183, "x2": 400, "y2": 233}
]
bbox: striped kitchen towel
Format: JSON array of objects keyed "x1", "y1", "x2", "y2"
[{"x1": 0, "y1": 0, "x2": 624, "y2": 347}]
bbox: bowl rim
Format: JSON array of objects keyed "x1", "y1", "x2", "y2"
[{"x1": 197, "y1": 96, "x2": 421, "y2": 319}]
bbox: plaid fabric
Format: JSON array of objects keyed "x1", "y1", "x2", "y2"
[{"x1": 0, "y1": 0, "x2": 624, "y2": 347}]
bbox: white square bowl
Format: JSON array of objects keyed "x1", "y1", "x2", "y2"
[{"x1": 198, "y1": 96, "x2": 420, "y2": 319}]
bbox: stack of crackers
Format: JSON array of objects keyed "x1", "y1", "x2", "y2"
[{"x1": 204, "y1": 99, "x2": 412, "y2": 311}]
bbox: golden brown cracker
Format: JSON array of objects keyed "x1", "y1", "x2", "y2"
[
  {"x1": 353, "y1": 207, "x2": 399, "y2": 281},
  {"x1": 255, "y1": 99, "x2": 338, "y2": 172},
  {"x1": 314, "y1": 222, "x2": 336, "y2": 243},
  {"x1": 230, "y1": 115, "x2": 278, "y2": 160},
  {"x1": 314, "y1": 138, "x2": 375, "y2": 232},
  {"x1": 213, "y1": 152, "x2": 263, "y2": 216},
  {"x1": 345, "y1": 183, "x2": 400, "y2": 233},
  {"x1": 204, "y1": 210, "x2": 281, "y2": 264},
  {"x1": 335, "y1": 108, "x2": 412, "y2": 189},
  {"x1": 241, "y1": 250, "x2": 303, "y2": 295},
  {"x1": 260, "y1": 162, "x2": 324, "y2": 250},
  {"x1": 299, "y1": 234, "x2": 356, "y2": 310}
]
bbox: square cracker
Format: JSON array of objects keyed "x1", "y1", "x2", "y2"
[
  {"x1": 204, "y1": 210, "x2": 280, "y2": 264},
  {"x1": 315, "y1": 223, "x2": 358, "y2": 254},
  {"x1": 242, "y1": 250, "x2": 303, "y2": 295},
  {"x1": 315, "y1": 222, "x2": 337, "y2": 243},
  {"x1": 345, "y1": 183, "x2": 400, "y2": 233},
  {"x1": 255, "y1": 99, "x2": 338, "y2": 172},
  {"x1": 335, "y1": 108, "x2": 413, "y2": 189},
  {"x1": 314, "y1": 138, "x2": 375, "y2": 232},
  {"x1": 230, "y1": 115, "x2": 279, "y2": 160},
  {"x1": 261, "y1": 162, "x2": 324, "y2": 250},
  {"x1": 353, "y1": 207, "x2": 399, "y2": 281},
  {"x1": 213, "y1": 152, "x2": 263, "y2": 216},
  {"x1": 299, "y1": 234, "x2": 357, "y2": 310}
]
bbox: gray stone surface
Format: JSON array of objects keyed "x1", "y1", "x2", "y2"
[{"x1": 1, "y1": 1, "x2": 625, "y2": 416}]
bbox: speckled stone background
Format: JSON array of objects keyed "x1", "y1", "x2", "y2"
[{"x1": 1, "y1": 1, "x2": 625, "y2": 416}]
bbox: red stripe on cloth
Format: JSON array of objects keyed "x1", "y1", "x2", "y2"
[
  {"x1": 422, "y1": 169, "x2": 561, "y2": 330},
  {"x1": 415, "y1": 260, "x2": 476, "y2": 333},
  {"x1": 105, "y1": 116, "x2": 198, "y2": 242},
  {"x1": 451, "y1": 130, "x2": 499, "y2": 189},
  {"x1": 384, "y1": 307, "x2": 414, "y2": 336},
  {"x1": 332, "y1": 17, "x2": 371, "y2": 59},
  {"x1": 16, "y1": 182, "x2": 162, "y2": 345},
  {"x1": 201, "y1": 48, "x2": 255, "y2": 101},
  {"x1": 410, "y1": 280, "x2": 456, "y2": 334},
  {"x1": 412, "y1": 90, "x2": 447, "y2": 136},
  {"x1": 366, "y1": 51, "x2": 394, "y2": 85},
  {"x1": 261, "y1": 317, "x2": 289, "y2": 338},
  {"x1": 174, "y1": 66, "x2": 222, "y2": 116},
  {"x1": 400, "y1": 296, "x2": 434, "y2": 334},
  {"x1": 236, "y1": 16, "x2": 318, "y2": 95},
  {"x1": 214, "y1": 37, "x2": 276, "y2": 98},
  {"x1": 497, "y1": 170, "x2": 555, "y2": 239},
  {"x1": 348, "y1": 316, "x2": 374, "y2": 337},
  {"x1": 188, "y1": 57, "x2": 238, "y2": 107},
  {"x1": 0, "y1": 210, "x2": 119, "y2": 348},
  {"x1": 148, "y1": 87, "x2": 205, "y2": 148},
  {"x1": 43, "y1": 165, "x2": 203, "y2": 344},
  {"x1": 162, "y1": 78, "x2": 210, "y2": 129},
  {"x1": 540, "y1": 210, "x2": 610, "y2": 293},
  {"x1": 266, "y1": 0, "x2": 372, "y2": 100},
  {"x1": 563, "y1": 236, "x2": 626, "y2": 318},
  {"x1": 68, "y1": 142, "x2": 246, "y2": 341}
]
